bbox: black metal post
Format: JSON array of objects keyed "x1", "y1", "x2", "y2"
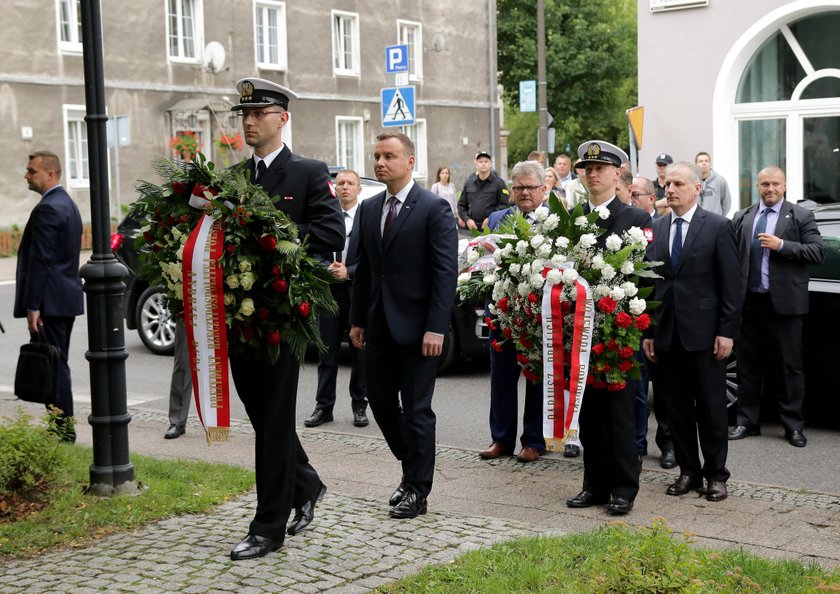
[{"x1": 78, "y1": 0, "x2": 136, "y2": 495}]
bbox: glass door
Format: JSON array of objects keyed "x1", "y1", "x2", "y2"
[{"x1": 803, "y1": 116, "x2": 840, "y2": 204}]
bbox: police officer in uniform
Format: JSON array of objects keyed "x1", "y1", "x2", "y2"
[
  {"x1": 227, "y1": 78, "x2": 345, "y2": 561},
  {"x1": 457, "y1": 151, "x2": 510, "y2": 231}
]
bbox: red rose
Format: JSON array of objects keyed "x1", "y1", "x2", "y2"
[
  {"x1": 592, "y1": 343, "x2": 606, "y2": 355},
  {"x1": 523, "y1": 304, "x2": 532, "y2": 318},
  {"x1": 607, "y1": 339, "x2": 618, "y2": 351},
  {"x1": 527, "y1": 292, "x2": 538, "y2": 305},
  {"x1": 241, "y1": 323, "x2": 254, "y2": 340},
  {"x1": 618, "y1": 346, "x2": 634, "y2": 359},
  {"x1": 615, "y1": 312, "x2": 633, "y2": 328},
  {"x1": 586, "y1": 374, "x2": 595, "y2": 385},
  {"x1": 491, "y1": 339, "x2": 504, "y2": 352},
  {"x1": 618, "y1": 360, "x2": 634, "y2": 372},
  {"x1": 502, "y1": 327, "x2": 513, "y2": 340},
  {"x1": 635, "y1": 314, "x2": 651, "y2": 330},
  {"x1": 259, "y1": 235, "x2": 278, "y2": 251},
  {"x1": 522, "y1": 368, "x2": 539, "y2": 383},
  {"x1": 171, "y1": 181, "x2": 187, "y2": 194},
  {"x1": 607, "y1": 381, "x2": 627, "y2": 392},
  {"x1": 225, "y1": 244, "x2": 236, "y2": 255},
  {"x1": 267, "y1": 330, "x2": 281, "y2": 346},
  {"x1": 598, "y1": 296, "x2": 617, "y2": 314},
  {"x1": 297, "y1": 302, "x2": 310, "y2": 317},
  {"x1": 497, "y1": 297, "x2": 510, "y2": 314},
  {"x1": 516, "y1": 353, "x2": 529, "y2": 366},
  {"x1": 593, "y1": 381, "x2": 607, "y2": 389},
  {"x1": 256, "y1": 308, "x2": 270, "y2": 321},
  {"x1": 519, "y1": 335, "x2": 533, "y2": 350},
  {"x1": 272, "y1": 278, "x2": 289, "y2": 293},
  {"x1": 143, "y1": 231, "x2": 155, "y2": 242},
  {"x1": 179, "y1": 214, "x2": 190, "y2": 224},
  {"x1": 271, "y1": 264, "x2": 282, "y2": 277},
  {"x1": 192, "y1": 183, "x2": 218, "y2": 199},
  {"x1": 598, "y1": 363, "x2": 612, "y2": 373}
]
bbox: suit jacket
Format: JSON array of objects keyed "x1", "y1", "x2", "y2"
[
  {"x1": 14, "y1": 185, "x2": 84, "y2": 318},
  {"x1": 646, "y1": 206, "x2": 742, "y2": 352},
  {"x1": 246, "y1": 147, "x2": 344, "y2": 254},
  {"x1": 486, "y1": 204, "x2": 549, "y2": 230},
  {"x1": 595, "y1": 198, "x2": 652, "y2": 248},
  {"x1": 731, "y1": 200, "x2": 825, "y2": 316},
  {"x1": 350, "y1": 183, "x2": 458, "y2": 345}
]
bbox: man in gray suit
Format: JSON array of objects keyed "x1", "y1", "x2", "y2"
[{"x1": 729, "y1": 166, "x2": 825, "y2": 447}]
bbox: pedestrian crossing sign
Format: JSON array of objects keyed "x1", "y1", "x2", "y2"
[{"x1": 381, "y1": 86, "x2": 415, "y2": 127}]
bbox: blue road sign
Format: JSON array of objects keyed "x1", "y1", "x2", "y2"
[
  {"x1": 520, "y1": 80, "x2": 536, "y2": 112},
  {"x1": 386, "y1": 44, "x2": 409, "y2": 73},
  {"x1": 381, "y1": 86, "x2": 415, "y2": 127}
]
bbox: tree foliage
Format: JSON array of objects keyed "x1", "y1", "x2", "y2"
[{"x1": 498, "y1": 0, "x2": 638, "y2": 163}]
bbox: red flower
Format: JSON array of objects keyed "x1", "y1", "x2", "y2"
[
  {"x1": 491, "y1": 339, "x2": 504, "y2": 352},
  {"x1": 586, "y1": 374, "x2": 595, "y2": 385},
  {"x1": 497, "y1": 297, "x2": 510, "y2": 314},
  {"x1": 536, "y1": 314, "x2": 542, "y2": 324},
  {"x1": 519, "y1": 335, "x2": 533, "y2": 350},
  {"x1": 271, "y1": 264, "x2": 282, "y2": 277},
  {"x1": 179, "y1": 214, "x2": 190, "y2": 224},
  {"x1": 297, "y1": 302, "x2": 310, "y2": 317},
  {"x1": 592, "y1": 343, "x2": 606, "y2": 355},
  {"x1": 618, "y1": 346, "x2": 634, "y2": 359},
  {"x1": 485, "y1": 316, "x2": 497, "y2": 331},
  {"x1": 143, "y1": 231, "x2": 155, "y2": 242},
  {"x1": 597, "y1": 363, "x2": 612, "y2": 373},
  {"x1": 267, "y1": 330, "x2": 281, "y2": 346},
  {"x1": 607, "y1": 339, "x2": 618, "y2": 351},
  {"x1": 527, "y1": 292, "x2": 539, "y2": 305},
  {"x1": 635, "y1": 314, "x2": 651, "y2": 330},
  {"x1": 598, "y1": 296, "x2": 617, "y2": 314},
  {"x1": 607, "y1": 381, "x2": 627, "y2": 392},
  {"x1": 502, "y1": 327, "x2": 513, "y2": 340},
  {"x1": 272, "y1": 278, "x2": 289, "y2": 293},
  {"x1": 618, "y1": 360, "x2": 634, "y2": 372},
  {"x1": 516, "y1": 353, "x2": 529, "y2": 366},
  {"x1": 615, "y1": 312, "x2": 633, "y2": 328},
  {"x1": 241, "y1": 323, "x2": 254, "y2": 340},
  {"x1": 256, "y1": 308, "x2": 270, "y2": 321},
  {"x1": 513, "y1": 317, "x2": 524, "y2": 328},
  {"x1": 192, "y1": 183, "x2": 218, "y2": 199},
  {"x1": 522, "y1": 368, "x2": 539, "y2": 383},
  {"x1": 523, "y1": 304, "x2": 532, "y2": 318},
  {"x1": 593, "y1": 381, "x2": 607, "y2": 389},
  {"x1": 259, "y1": 235, "x2": 278, "y2": 251},
  {"x1": 225, "y1": 243, "x2": 236, "y2": 255},
  {"x1": 171, "y1": 181, "x2": 187, "y2": 194}
]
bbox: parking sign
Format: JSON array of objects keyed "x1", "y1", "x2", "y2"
[{"x1": 386, "y1": 44, "x2": 409, "y2": 73}]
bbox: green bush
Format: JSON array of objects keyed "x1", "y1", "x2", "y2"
[{"x1": 0, "y1": 407, "x2": 68, "y2": 494}]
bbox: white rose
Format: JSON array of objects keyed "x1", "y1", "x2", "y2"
[
  {"x1": 239, "y1": 272, "x2": 257, "y2": 291},
  {"x1": 621, "y1": 281, "x2": 639, "y2": 297},
  {"x1": 239, "y1": 298, "x2": 255, "y2": 317},
  {"x1": 538, "y1": 243, "x2": 552, "y2": 257},
  {"x1": 594, "y1": 284, "x2": 611, "y2": 298},
  {"x1": 238, "y1": 259, "x2": 252, "y2": 273},
  {"x1": 502, "y1": 243, "x2": 514, "y2": 256},
  {"x1": 555, "y1": 236, "x2": 570, "y2": 249},
  {"x1": 224, "y1": 292, "x2": 235, "y2": 306},
  {"x1": 518, "y1": 282, "x2": 531, "y2": 296},
  {"x1": 171, "y1": 226, "x2": 182, "y2": 240},
  {"x1": 595, "y1": 204, "x2": 610, "y2": 220},
  {"x1": 562, "y1": 268, "x2": 579, "y2": 284},
  {"x1": 531, "y1": 273, "x2": 545, "y2": 288},
  {"x1": 226, "y1": 274, "x2": 240, "y2": 289},
  {"x1": 574, "y1": 216, "x2": 588, "y2": 228},
  {"x1": 509, "y1": 263, "x2": 521, "y2": 276},
  {"x1": 534, "y1": 208, "x2": 549, "y2": 221},
  {"x1": 542, "y1": 213, "x2": 559, "y2": 231},
  {"x1": 522, "y1": 262, "x2": 532, "y2": 276},
  {"x1": 578, "y1": 234, "x2": 597, "y2": 249},
  {"x1": 609, "y1": 287, "x2": 625, "y2": 301},
  {"x1": 627, "y1": 227, "x2": 646, "y2": 245},
  {"x1": 629, "y1": 297, "x2": 646, "y2": 315},
  {"x1": 173, "y1": 283, "x2": 183, "y2": 301},
  {"x1": 591, "y1": 255, "x2": 605, "y2": 270},
  {"x1": 605, "y1": 234, "x2": 622, "y2": 252},
  {"x1": 621, "y1": 260, "x2": 636, "y2": 275},
  {"x1": 493, "y1": 249, "x2": 504, "y2": 264},
  {"x1": 492, "y1": 285, "x2": 505, "y2": 301},
  {"x1": 467, "y1": 249, "x2": 480, "y2": 264},
  {"x1": 600, "y1": 264, "x2": 616, "y2": 281},
  {"x1": 483, "y1": 273, "x2": 498, "y2": 285},
  {"x1": 176, "y1": 244, "x2": 185, "y2": 260},
  {"x1": 546, "y1": 269, "x2": 563, "y2": 284},
  {"x1": 516, "y1": 240, "x2": 528, "y2": 256},
  {"x1": 530, "y1": 234, "x2": 546, "y2": 248},
  {"x1": 532, "y1": 258, "x2": 546, "y2": 271},
  {"x1": 457, "y1": 272, "x2": 472, "y2": 285}
]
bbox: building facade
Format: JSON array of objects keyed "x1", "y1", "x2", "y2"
[
  {"x1": 638, "y1": 0, "x2": 840, "y2": 213},
  {"x1": 1, "y1": 1, "x2": 499, "y2": 226}
]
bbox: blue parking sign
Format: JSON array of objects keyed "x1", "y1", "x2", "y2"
[
  {"x1": 381, "y1": 86, "x2": 415, "y2": 127},
  {"x1": 386, "y1": 44, "x2": 409, "y2": 73}
]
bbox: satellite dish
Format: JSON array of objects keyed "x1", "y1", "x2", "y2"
[{"x1": 204, "y1": 41, "x2": 226, "y2": 74}]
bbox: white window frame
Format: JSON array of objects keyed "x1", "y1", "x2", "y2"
[
  {"x1": 335, "y1": 116, "x2": 364, "y2": 172},
  {"x1": 166, "y1": 0, "x2": 204, "y2": 64},
  {"x1": 56, "y1": 0, "x2": 83, "y2": 54},
  {"x1": 170, "y1": 111, "x2": 211, "y2": 160},
  {"x1": 398, "y1": 19, "x2": 423, "y2": 82},
  {"x1": 254, "y1": 0, "x2": 288, "y2": 71},
  {"x1": 63, "y1": 104, "x2": 89, "y2": 189},
  {"x1": 331, "y1": 10, "x2": 360, "y2": 77},
  {"x1": 401, "y1": 119, "x2": 427, "y2": 180}
]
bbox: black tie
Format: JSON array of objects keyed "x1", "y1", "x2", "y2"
[
  {"x1": 749, "y1": 208, "x2": 771, "y2": 290},
  {"x1": 383, "y1": 196, "x2": 398, "y2": 243},
  {"x1": 255, "y1": 160, "x2": 267, "y2": 182},
  {"x1": 671, "y1": 217, "x2": 683, "y2": 269},
  {"x1": 583, "y1": 203, "x2": 591, "y2": 214}
]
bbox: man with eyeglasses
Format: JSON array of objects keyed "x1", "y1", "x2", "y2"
[
  {"x1": 479, "y1": 160, "x2": 549, "y2": 464},
  {"x1": 226, "y1": 78, "x2": 345, "y2": 561},
  {"x1": 630, "y1": 177, "x2": 658, "y2": 220}
]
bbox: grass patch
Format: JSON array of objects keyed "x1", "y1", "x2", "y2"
[
  {"x1": 0, "y1": 444, "x2": 254, "y2": 557},
  {"x1": 380, "y1": 519, "x2": 840, "y2": 593}
]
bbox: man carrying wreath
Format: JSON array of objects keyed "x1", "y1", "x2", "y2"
[{"x1": 227, "y1": 78, "x2": 345, "y2": 560}]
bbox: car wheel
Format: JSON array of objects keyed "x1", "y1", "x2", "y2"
[
  {"x1": 135, "y1": 286, "x2": 176, "y2": 356},
  {"x1": 438, "y1": 327, "x2": 458, "y2": 373},
  {"x1": 725, "y1": 352, "x2": 738, "y2": 409}
]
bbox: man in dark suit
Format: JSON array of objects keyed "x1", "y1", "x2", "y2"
[
  {"x1": 565, "y1": 141, "x2": 650, "y2": 516},
  {"x1": 227, "y1": 78, "x2": 345, "y2": 560},
  {"x1": 15, "y1": 151, "x2": 84, "y2": 442},
  {"x1": 729, "y1": 166, "x2": 825, "y2": 447},
  {"x1": 642, "y1": 162, "x2": 742, "y2": 503},
  {"x1": 304, "y1": 169, "x2": 368, "y2": 429},
  {"x1": 479, "y1": 160, "x2": 547, "y2": 464},
  {"x1": 349, "y1": 132, "x2": 458, "y2": 519}
]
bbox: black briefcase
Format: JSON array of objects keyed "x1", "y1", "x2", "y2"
[{"x1": 14, "y1": 331, "x2": 60, "y2": 405}]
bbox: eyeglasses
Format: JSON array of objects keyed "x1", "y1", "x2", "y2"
[
  {"x1": 630, "y1": 192, "x2": 653, "y2": 199},
  {"x1": 511, "y1": 185, "x2": 542, "y2": 193},
  {"x1": 236, "y1": 109, "x2": 284, "y2": 119}
]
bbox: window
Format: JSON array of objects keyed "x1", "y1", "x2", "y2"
[
  {"x1": 398, "y1": 20, "x2": 423, "y2": 82},
  {"x1": 63, "y1": 105, "x2": 89, "y2": 188},
  {"x1": 401, "y1": 119, "x2": 427, "y2": 180},
  {"x1": 332, "y1": 11, "x2": 360, "y2": 77},
  {"x1": 57, "y1": 0, "x2": 82, "y2": 53},
  {"x1": 170, "y1": 111, "x2": 211, "y2": 161},
  {"x1": 335, "y1": 117, "x2": 364, "y2": 172},
  {"x1": 254, "y1": 1, "x2": 287, "y2": 71},
  {"x1": 167, "y1": 0, "x2": 203, "y2": 63}
]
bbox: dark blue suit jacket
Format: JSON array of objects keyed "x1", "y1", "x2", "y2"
[
  {"x1": 350, "y1": 183, "x2": 458, "y2": 345},
  {"x1": 14, "y1": 185, "x2": 84, "y2": 318}
]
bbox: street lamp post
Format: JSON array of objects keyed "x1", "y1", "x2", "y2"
[
  {"x1": 536, "y1": 0, "x2": 548, "y2": 156},
  {"x1": 78, "y1": 0, "x2": 136, "y2": 496}
]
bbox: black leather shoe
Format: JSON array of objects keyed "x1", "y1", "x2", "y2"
[
  {"x1": 566, "y1": 490, "x2": 609, "y2": 508},
  {"x1": 728, "y1": 425, "x2": 760, "y2": 440},
  {"x1": 786, "y1": 430, "x2": 807, "y2": 447},
  {"x1": 390, "y1": 491, "x2": 427, "y2": 519},
  {"x1": 164, "y1": 424, "x2": 185, "y2": 439},
  {"x1": 287, "y1": 482, "x2": 327, "y2": 536},
  {"x1": 229, "y1": 534, "x2": 282, "y2": 560},
  {"x1": 660, "y1": 448, "x2": 677, "y2": 469},
  {"x1": 389, "y1": 478, "x2": 408, "y2": 506},
  {"x1": 607, "y1": 496, "x2": 634, "y2": 515},
  {"x1": 304, "y1": 409, "x2": 333, "y2": 427},
  {"x1": 666, "y1": 475, "x2": 703, "y2": 496},
  {"x1": 563, "y1": 443, "x2": 581, "y2": 458},
  {"x1": 353, "y1": 407, "x2": 369, "y2": 427},
  {"x1": 706, "y1": 480, "x2": 728, "y2": 502}
]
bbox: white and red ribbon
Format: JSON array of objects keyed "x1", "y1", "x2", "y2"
[
  {"x1": 541, "y1": 265, "x2": 594, "y2": 452},
  {"x1": 182, "y1": 213, "x2": 231, "y2": 443}
]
